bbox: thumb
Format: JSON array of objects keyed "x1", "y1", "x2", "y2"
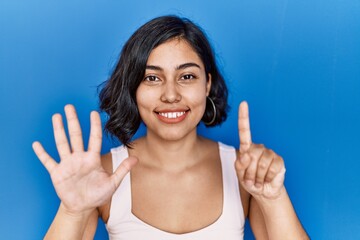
[{"x1": 111, "y1": 156, "x2": 138, "y2": 189}]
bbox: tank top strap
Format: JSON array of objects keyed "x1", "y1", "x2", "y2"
[
  {"x1": 107, "y1": 146, "x2": 133, "y2": 230},
  {"x1": 218, "y1": 142, "x2": 245, "y2": 227}
]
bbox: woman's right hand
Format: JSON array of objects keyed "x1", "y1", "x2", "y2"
[{"x1": 33, "y1": 104, "x2": 138, "y2": 216}]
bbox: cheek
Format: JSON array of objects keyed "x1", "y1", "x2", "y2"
[
  {"x1": 136, "y1": 86, "x2": 156, "y2": 113},
  {"x1": 136, "y1": 85, "x2": 148, "y2": 105},
  {"x1": 184, "y1": 88, "x2": 207, "y2": 109}
]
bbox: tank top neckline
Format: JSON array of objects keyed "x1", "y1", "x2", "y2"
[{"x1": 120, "y1": 142, "x2": 230, "y2": 236}]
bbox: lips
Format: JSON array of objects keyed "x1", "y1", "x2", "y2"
[{"x1": 155, "y1": 109, "x2": 190, "y2": 123}]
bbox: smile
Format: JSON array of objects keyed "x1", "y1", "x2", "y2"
[
  {"x1": 155, "y1": 109, "x2": 189, "y2": 124},
  {"x1": 158, "y1": 111, "x2": 186, "y2": 119}
]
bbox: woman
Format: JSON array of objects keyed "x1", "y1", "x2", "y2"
[{"x1": 33, "y1": 15, "x2": 309, "y2": 239}]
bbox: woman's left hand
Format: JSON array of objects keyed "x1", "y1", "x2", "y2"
[{"x1": 235, "y1": 101, "x2": 286, "y2": 200}]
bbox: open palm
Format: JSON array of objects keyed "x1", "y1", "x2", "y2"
[{"x1": 33, "y1": 105, "x2": 137, "y2": 214}]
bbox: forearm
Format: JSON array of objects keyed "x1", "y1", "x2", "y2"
[
  {"x1": 255, "y1": 187, "x2": 309, "y2": 240},
  {"x1": 44, "y1": 203, "x2": 93, "y2": 240}
]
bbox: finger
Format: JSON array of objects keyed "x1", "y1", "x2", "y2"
[
  {"x1": 238, "y1": 101, "x2": 252, "y2": 153},
  {"x1": 88, "y1": 111, "x2": 102, "y2": 154},
  {"x1": 235, "y1": 152, "x2": 251, "y2": 181},
  {"x1": 243, "y1": 157, "x2": 258, "y2": 186},
  {"x1": 52, "y1": 113, "x2": 71, "y2": 158},
  {"x1": 111, "y1": 157, "x2": 138, "y2": 189},
  {"x1": 64, "y1": 104, "x2": 84, "y2": 152},
  {"x1": 255, "y1": 149, "x2": 274, "y2": 188},
  {"x1": 265, "y1": 155, "x2": 284, "y2": 183},
  {"x1": 32, "y1": 141, "x2": 57, "y2": 174},
  {"x1": 243, "y1": 144, "x2": 264, "y2": 186}
]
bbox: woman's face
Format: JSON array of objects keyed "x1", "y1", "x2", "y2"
[{"x1": 136, "y1": 38, "x2": 211, "y2": 141}]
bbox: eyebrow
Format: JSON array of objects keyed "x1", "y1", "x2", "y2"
[{"x1": 145, "y1": 62, "x2": 202, "y2": 71}]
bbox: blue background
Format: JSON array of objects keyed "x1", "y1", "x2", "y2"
[{"x1": 1, "y1": 0, "x2": 359, "y2": 239}]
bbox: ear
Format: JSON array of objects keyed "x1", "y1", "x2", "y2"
[{"x1": 206, "y1": 73, "x2": 212, "y2": 96}]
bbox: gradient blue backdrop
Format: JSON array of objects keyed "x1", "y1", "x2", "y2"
[{"x1": 1, "y1": 1, "x2": 359, "y2": 239}]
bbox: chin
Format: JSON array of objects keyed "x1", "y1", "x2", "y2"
[{"x1": 148, "y1": 126, "x2": 197, "y2": 142}]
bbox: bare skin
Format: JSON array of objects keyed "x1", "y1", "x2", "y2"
[{"x1": 129, "y1": 137, "x2": 222, "y2": 234}]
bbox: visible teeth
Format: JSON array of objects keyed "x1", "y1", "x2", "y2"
[{"x1": 159, "y1": 111, "x2": 185, "y2": 118}]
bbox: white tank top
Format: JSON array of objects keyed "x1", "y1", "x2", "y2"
[{"x1": 106, "y1": 142, "x2": 245, "y2": 240}]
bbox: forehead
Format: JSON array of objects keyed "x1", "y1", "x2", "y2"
[{"x1": 146, "y1": 38, "x2": 204, "y2": 68}]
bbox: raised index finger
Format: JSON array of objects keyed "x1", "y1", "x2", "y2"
[{"x1": 238, "y1": 101, "x2": 252, "y2": 152}]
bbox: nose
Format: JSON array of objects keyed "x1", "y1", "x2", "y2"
[{"x1": 160, "y1": 81, "x2": 181, "y2": 103}]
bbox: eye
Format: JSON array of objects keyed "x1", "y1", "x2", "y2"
[
  {"x1": 181, "y1": 74, "x2": 196, "y2": 80},
  {"x1": 144, "y1": 75, "x2": 160, "y2": 82}
]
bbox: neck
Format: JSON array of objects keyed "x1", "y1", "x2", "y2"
[{"x1": 134, "y1": 130, "x2": 205, "y2": 171}]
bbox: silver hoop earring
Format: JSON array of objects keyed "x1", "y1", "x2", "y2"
[{"x1": 204, "y1": 96, "x2": 217, "y2": 126}]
